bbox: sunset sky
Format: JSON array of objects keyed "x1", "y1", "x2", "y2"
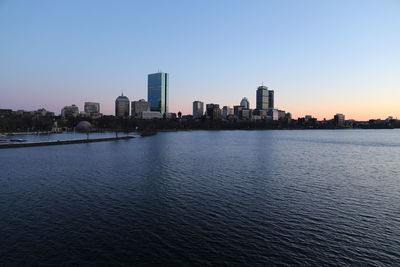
[{"x1": 1, "y1": 0, "x2": 399, "y2": 120}]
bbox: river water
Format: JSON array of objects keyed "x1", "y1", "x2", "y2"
[{"x1": 1, "y1": 130, "x2": 399, "y2": 265}]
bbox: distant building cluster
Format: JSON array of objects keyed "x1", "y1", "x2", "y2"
[
  {"x1": 0, "y1": 108, "x2": 54, "y2": 118},
  {"x1": 61, "y1": 103, "x2": 102, "y2": 119},
  {"x1": 56, "y1": 72, "x2": 170, "y2": 120},
  {"x1": 2, "y1": 70, "x2": 399, "y2": 132},
  {"x1": 112, "y1": 72, "x2": 169, "y2": 119},
  {"x1": 192, "y1": 84, "x2": 291, "y2": 122}
]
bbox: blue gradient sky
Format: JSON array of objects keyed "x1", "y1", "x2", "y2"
[{"x1": 1, "y1": 0, "x2": 399, "y2": 120}]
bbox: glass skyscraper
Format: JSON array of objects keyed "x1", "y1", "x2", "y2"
[
  {"x1": 193, "y1": 101, "x2": 204, "y2": 118},
  {"x1": 148, "y1": 72, "x2": 168, "y2": 114}
]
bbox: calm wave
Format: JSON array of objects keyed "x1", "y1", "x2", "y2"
[{"x1": 1, "y1": 130, "x2": 399, "y2": 266}]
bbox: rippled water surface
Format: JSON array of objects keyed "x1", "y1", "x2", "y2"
[{"x1": 1, "y1": 130, "x2": 400, "y2": 266}]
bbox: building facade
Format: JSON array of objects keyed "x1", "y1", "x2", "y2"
[
  {"x1": 139, "y1": 111, "x2": 163, "y2": 119},
  {"x1": 233, "y1": 105, "x2": 244, "y2": 118},
  {"x1": 115, "y1": 94, "x2": 130, "y2": 117},
  {"x1": 240, "y1": 97, "x2": 250, "y2": 109},
  {"x1": 148, "y1": 72, "x2": 168, "y2": 114},
  {"x1": 268, "y1": 90, "x2": 274, "y2": 110},
  {"x1": 334, "y1": 113, "x2": 345, "y2": 127},
  {"x1": 206, "y1": 103, "x2": 221, "y2": 120},
  {"x1": 131, "y1": 99, "x2": 150, "y2": 117},
  {"x1": 193, "y1": 101, "x2": 204, "y2": 118},
  {"x1": 61, "y1": 104, "x2": 79, "y2": 118},
  {"x1": 84, "y1": 102, "x2": 100, "y2": 114},
  {"x1": 256, "y1": 86, "x2": 269, "y2": 110},
  {"x1": 222, "y1": 106, "x2": 232, "y2": 119}
]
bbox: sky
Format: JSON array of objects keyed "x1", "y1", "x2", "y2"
[{"x1": 0, "y1": 0, "x2": 399, "y2": 120}]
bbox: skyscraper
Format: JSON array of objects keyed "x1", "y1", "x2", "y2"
[
  {"x1": 268, "y1": 90, "x2": 274, "y2": 110},
  {"x1": 193, "y1": 101, "x2": 204, "y2": 118},
  {"x1": 115, "y1": 93, "x2": 130, "y2": 117},
  {"x1": 256, "y1": 86, "x2": 269, "y2": 110},
  {"x1": 240, "y1": 97, "x2": 250, "y2": 109},
  {"x1": 148, "y1": 72, "x2": 168, "y2": 114}
]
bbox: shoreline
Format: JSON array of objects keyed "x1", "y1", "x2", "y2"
[
  {"x1": 1, "y1": 127, "x2": 396, "y2": 138},
  {"x1": 0, "y1": 136, "x2": 134, "y2": 149}
]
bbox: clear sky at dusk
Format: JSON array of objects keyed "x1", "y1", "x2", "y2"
[{"x1": 1, "y1": 0, "x2": 399, "y2": 120}]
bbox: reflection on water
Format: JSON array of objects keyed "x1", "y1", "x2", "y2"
[{"x1": 0, "y1": 130, "x2": 399, "y2": 265}]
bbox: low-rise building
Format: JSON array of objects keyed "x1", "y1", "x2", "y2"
[
  {"x1": 334, "y1": 113, "x2": 345, "y2": 127},
  {"x1": 222, "y1": 106, "x2": 232, "y2": 119},
  {"x1": 0, "y1": 109, "x2": 13, "y2": 118},
  {"x1": 241, "y1": 109, "x2": 251, "y2": 120},
  {"x1": 233, "y1": 106, "x2": 244, "y2": 118},
  {"x1": 139, "y1": 111, "x2": 163, "y2": 119},
  {"x1": 131, "y1": 99, "x2": 150, "y2": 117},
  {"x1": 61, "y1": 104, "x2": 79, "y2": 118}
]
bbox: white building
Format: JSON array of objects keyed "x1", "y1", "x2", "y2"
[
  {"x1": 139, "y1": 111, "x2": 163, "y2": 119},
  {"x1": 131, "y1": 99, "x2": 150, "y2": 117}
]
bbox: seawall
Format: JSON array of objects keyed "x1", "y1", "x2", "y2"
[{"x1": 0, "y1": 136, "x2": 134, "y2": 149}]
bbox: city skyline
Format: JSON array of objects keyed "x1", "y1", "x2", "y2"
[{"x1": 1, "y1": 1, "x2": 399, "y2": 120}]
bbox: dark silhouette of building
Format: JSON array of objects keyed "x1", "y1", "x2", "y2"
[
  {"x1": 115, "y1": 94, "x2": 130, "y2": 117},
  {"x1": 206, "y1": 104, "x2": 221, "y2": 120},
  {"x1": 193, "y1": 101, "x2": 204, "y2": 118},
  {"x1": 256, "y1": 86, "x2": 269, "y2": 110}
]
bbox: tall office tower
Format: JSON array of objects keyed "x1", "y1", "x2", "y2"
[
  {"x1": 131, "y1": 99, "x2": 150, "y2": 117},
  {"x1": 193, "y1": 101, "x2": 204, "y2": 118},
  {"x1": 256, "y1": 86, "x2": 269, "y2": 110},
  {"x1": 268, "y1": 90, "x2": 274, "y2": 110},
  {"x1": 148, "y1": 72, "x2": 168, "y2": 114},
  {"x1": 84, "y1": 102, "x2": 100, "y2": 114},
  {"x1": 240, "y1": 97, "x2": 250, "y2": 109},
  {"x1": 115, "y1": 93, "x2": 130, "y2": 117}
]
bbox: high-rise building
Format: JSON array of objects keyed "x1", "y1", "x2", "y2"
[
  {"x1": 148, "y1": 72, "x2": 168, "y2": 114},
  {"x1": 131, "y1": 99, "x2": 150, "y2": 117},
  {"x1": 61, "y1": 104, "x2": 79, "y2": 118},
  {"x1": 206, "y1": 103, "x2": 221, "y2": 120},
  {"x1": 268, "y1": 90, "x2": 274, "y2": 110},
  {"x1": 240, "y1": 97, "x2": 250, "y2": 109},
  {"x1": 256, "y1": 86, "x2": 269, "y2": 110},
  {"x1": 115, "y1": 93, "x2": 130, "y2": 117},
  {"x1": 193, "y1": 101, "x2": 204, "y2": 118},
  {"x1": 84, "y1": 102, "x2": 100, "y2": 114}
]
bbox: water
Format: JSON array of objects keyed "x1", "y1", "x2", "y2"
[{"x1": 1, "y1": 130, "x2": 399, "y2": 266}]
